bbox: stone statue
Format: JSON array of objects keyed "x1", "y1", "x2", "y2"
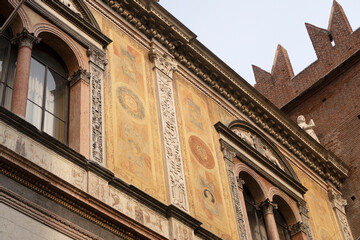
[
  {"x1": 263, "y1": 145, "x2": 283, "y2": 169},
  {"x1": 233, "y1": 129, "x2": 254, "y2": 148},
  {"x1": 297, "y1": 115, "x2": 320, "y2": 143}
]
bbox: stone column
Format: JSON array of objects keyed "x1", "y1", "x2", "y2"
[
  {"x1": 69, "y1": 68, "x2": 90, "y2": 158},
  {"x1": 328, "y1": 188, "x2": 354, "y2": 240},
  {"x1": 289, "y1": 222, "x2": 308, "y2": 240},
  {"x1": 87, "y1": 49, "x2": 106, "y2": 165},
  {"x1": 149, "y1": 41, "x2": 189, "y2": 212},
  {"x1": 11, "y1": 28, "x2": 40, "y2": 117},
  {"x1": 220, "y1": 140, "x2": 249, "y2": 240},
  {"x1": 259, "y1": 199, "x2": 280, "y2": 240}
]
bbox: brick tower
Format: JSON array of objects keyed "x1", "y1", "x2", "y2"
[{"x1": 254, "y1": 1, "x2": 360, "y2": 237}]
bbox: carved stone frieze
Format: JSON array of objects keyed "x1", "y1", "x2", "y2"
[
  {"x1": 149, "y1": 45, "x2": 188, "y2": 212},
  {"x1": 328, "y1": 189, "x2": 353, "y2": 240},
  {"x1": 87, "y1": 49, "x2": 107, "y2": 165},
  {"x1": 220, "y1": 141, "x2": 248, "y2": 240},
  {"x1": 297, "y1": 201, "x2": 314, "y2": 240},
  {"x1": 11, "y1": 28, "x2": 41, "y2": 49}
]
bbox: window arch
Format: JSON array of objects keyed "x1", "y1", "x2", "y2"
[
  {"x1": 243, "y1": 185, "x2": 268, "y2": 240},
  {"x1": 26, "y1": 42, "x2": 69, "y2": 143},
  {"x1": 0, "y1": 16, "x2": 17, "y2": 110}
]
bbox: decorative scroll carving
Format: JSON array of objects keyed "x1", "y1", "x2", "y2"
[
  {"x1": 232, "y1": 128, "x2": 283, "y2": 170},
  {"x1": 69, "y1": 67, "x2": 90, "y2": 87},
  {"x1": 149, "y1": 45, "x2": 188, "y2": 212},
  {"x1": 258, "y1": 198, "x2": 277, "y2": 215},
  {"x1": 220, "y1": 141, "x2": 248, "y2": 240},
  {"x1": 59, "y1": 0, "x2": 82, "y2": 16},
  {"x1": 11, "y1": 28, "x2": 40, "y2": 49},
  {"x1": 297, "y1": 201, "x2": 314, "y2": 240},
  {"x1": 149, "y1": 46, "x2": 177, "y2": 77},
  {"x1": 289, "y1": 222, "x2": 307, "y2": 236},
  {"x1": 328, "y1": 189, "x2": 353, "y2": 240},
  {"x1": 87, "y1": 49, "x2": 106, "y2": 165}
]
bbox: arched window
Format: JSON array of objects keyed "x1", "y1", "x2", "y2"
[
  {"x1": 274, "y1": 209, "x2": 291, "y2": 240},
  {"x1": 26, "y1": 42, "x2": 69, "y2": 143},
  {"x1": 0, "y1": 16, "x2": 17, "y2": 110},
  {"x1": 243, "y1": 186, "x2": 268, "y2": 240}
]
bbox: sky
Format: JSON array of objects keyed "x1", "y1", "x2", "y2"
[{"x1": 159, "y1": 1, "x2": 360, "y2": 86}]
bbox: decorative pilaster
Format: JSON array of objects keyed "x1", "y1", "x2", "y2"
[
  {"x1": 328, "y1": 189, "x2": 353, "y2": 240},
  {"x1": 87, "y1": 49, "x2": 107, "y2": 165},
  {"x1": 11, "y1": 28, "x2": 40, "y2": 117},
  {"x1": 259, "y1": 199, "x2": 280, "y2": 240},
  {"x1": 220, "y1": 140, "x2": 249, "y2": 240},
  {"x1": 69, "y1": 67, "x2": 91, "y2": 158},
  {"x1": 149, "y1": 42, "x2": 188, "y2": 212},
  {"x1": 297, "y1": 201, "x2": 314, "y2": 240}
]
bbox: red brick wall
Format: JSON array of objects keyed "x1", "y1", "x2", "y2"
[
  {"x1": 254, "y1": 2, "x2": 360, "y2": 237},
  {"x1": 283, "y1": 61, "x2": 360, "y2": 237}
]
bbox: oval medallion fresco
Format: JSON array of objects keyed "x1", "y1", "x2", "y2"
[
  {"x1": 189, "y1": 135, "x2": 215, "y2": 169},
  {"x1": 117, "y1": 86, "x2": 145, "y2": 120}
]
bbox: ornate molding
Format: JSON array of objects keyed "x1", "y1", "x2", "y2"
[
  {"x1": 87, "y1": 49, "x2": 107, "y2": 165},
  {"x1": 149, "y1": 46, "x2": 177, "y2": 77},
  {"x1": 100, "y1": 0, "x2": 347, "y2": 189},
  {"x1": 69, "y1": 67, "x2": 91, "y2": 87},
  {"x1": 289, "y1": 222, "x2": 307, "y2": 237},
  {"x1": 11, "y1": 28, "x2": 41, "y2": 49},
  {"x1": 297, "y1": 201, "x2": 314, "y2": 240},
  {"x1": 328, "y1": 189, "x2": 353, "y2": 240},
  {"x1": 220, "y1": 141, "x2": 248, "y2": 240},
  {"x1": 149, "y1": 44, "x2": 188, "y2": 212}
]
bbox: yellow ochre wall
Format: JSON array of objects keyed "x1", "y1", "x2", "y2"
[{"x1": 90, "y1": 5, "x2": 345, "y2": 240}]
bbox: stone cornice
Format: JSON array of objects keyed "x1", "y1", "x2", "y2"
[
  {"x1": 100, "y1": 0, "x2": 348, "y2": 189},
  {"x1": 26, "y1": 0, "x2": 112, "y2": 48}
]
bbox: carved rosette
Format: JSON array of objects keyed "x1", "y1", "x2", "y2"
[
  {"x1": 87, "y1": 49, "x2": 107, "y2": 165},
  {"x1": 220, "y1": 141, "x2": 249, "y2": 240},
  {"x1": 11, "y1": 28, "x2": 41, "y2": 49},
  {"x1": 149, "y1": 46, "x2": 188, "y2": 212},
  {"x1": 328, "y1": 189, "x2": 353, "y2": 240}
]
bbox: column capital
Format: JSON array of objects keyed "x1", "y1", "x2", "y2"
[
  {"x1": 11, "y1": 28, "x2": 40, "y2": 49},
  {"x1": 328, "y1": 188, "x2": 347, "y2": 214},
  {"x1": 236, "y1": 177, "x2": 245, "y2": 190},
  {"x1": 69, "y1": 67, "x2": 91, "y2": 87},
  {"x1": 289, "y1": 222, "x2": 307, "y2": 236},
  {"x1": 87, "y1": 48, "x2": 107, "y2": 70},
  {"x1": 258, "y1": 198, "x2": 278, "y2": 215},
  {"x1": 149, "y1": 45, "x2": 177, "y2": 78}
]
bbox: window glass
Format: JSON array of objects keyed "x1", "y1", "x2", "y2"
[
  {"x1": 45, "y1": 69, "x2": 67, "y2": 120},
  {"x1": 28, "y1": 58, "x2": 45, "y2": 106},
  {"x1": 25, "y1": 100, "x2": 42, "y2": 129},
  {"x1": 274, "y1": 209, "x2": 291, "y2": 240},
  {"x1": 44, "y1": 111, "x2": 65, "y2": 143},
  {"x1": 243, "y1": 187, "x2": 268, "y2": 240}
]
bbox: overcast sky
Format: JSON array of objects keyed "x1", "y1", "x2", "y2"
[{"x1": 159, "y1": 1, "x2": 360, "y2": 86}]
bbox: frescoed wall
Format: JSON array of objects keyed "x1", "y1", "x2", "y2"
[
  {"x1": 173, "y1": 72, "x2": 239, "y2": 239},
  {"x1": 291, "y1": 165, "x2": 343, "y2": 240},
  {"x1": 101, "y1": 21, "x2": 167, "y2": 203}
]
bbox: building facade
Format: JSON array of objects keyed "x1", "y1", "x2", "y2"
[
  {"x1": 254, "y1": 2, "x2": 360, "y2": 238},
  {"x1": 0, "y1": 0, "x2": 353, "y2": 239}
]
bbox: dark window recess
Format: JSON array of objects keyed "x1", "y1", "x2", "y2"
[
  {"x1": 351, "y1": 196, "x2": 356, "y2": 201},
  {"x1": 322, "y1": 98, "x2": 327, "y2": 102},
  {"x1": 357, "y1": 115, "x2": 360, "y2": 120}
]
